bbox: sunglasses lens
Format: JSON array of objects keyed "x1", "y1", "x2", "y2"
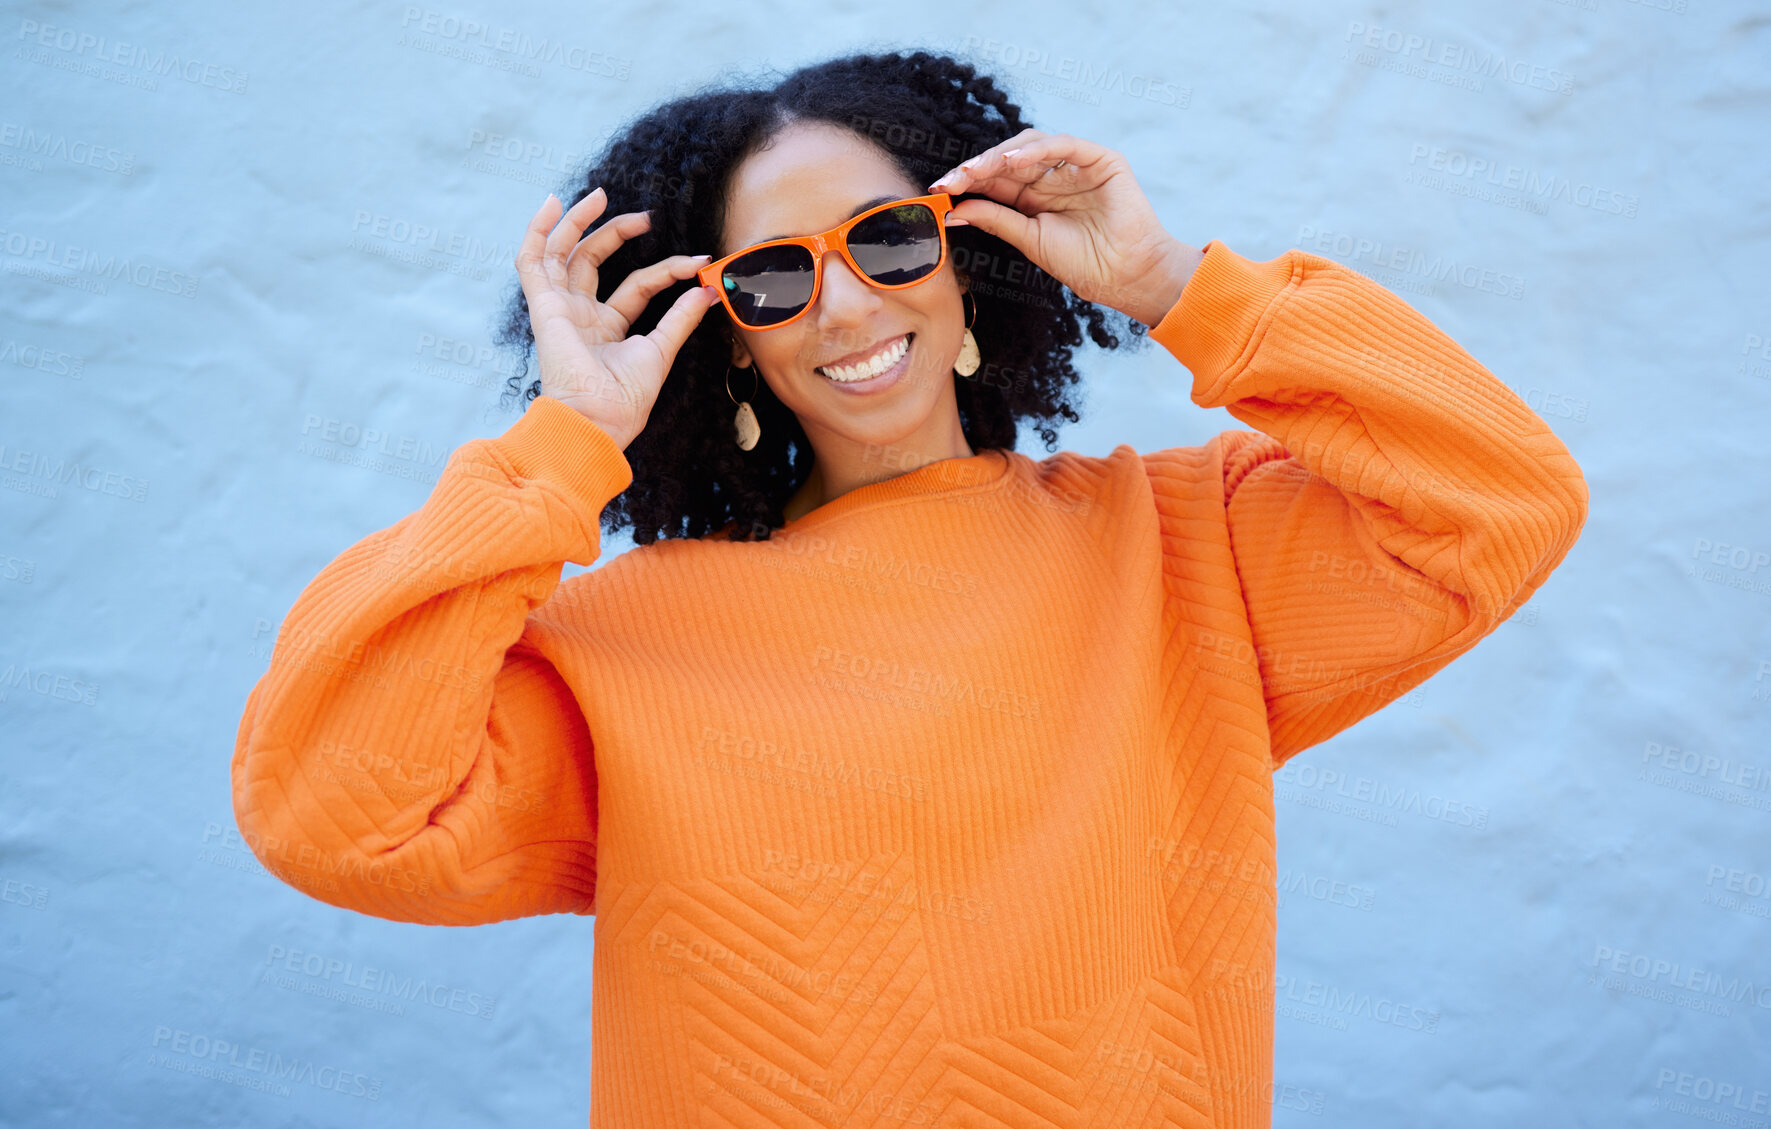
[
  {"x1": 848, "y1": 203, "x2": 943, "y2": 285},
  {"x1": 721, "y1": 244, "x2": 816, "y2": 327}
]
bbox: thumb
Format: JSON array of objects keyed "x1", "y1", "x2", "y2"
[
  {"x1": 948, "y1": 199, "x2": 1040, "y2": 259},
  {"x1": 647, "y1": 284, "x2": 721, "y2": 361}
]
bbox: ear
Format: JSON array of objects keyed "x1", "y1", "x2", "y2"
[{"x1": 727, "y1": 332, "x2": 753, "y2": 370}]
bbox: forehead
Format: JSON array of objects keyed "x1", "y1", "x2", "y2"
[{"x1": 721, "y1": 122, "x2": 919, "y2": 254}]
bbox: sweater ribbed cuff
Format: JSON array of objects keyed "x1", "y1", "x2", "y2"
[
  {"x1": 490, "y1": 395, "x2": 635, "y2": 515},
  {"x1": 1147, "y1": 240, "x2": 1302, "y2": 406}
]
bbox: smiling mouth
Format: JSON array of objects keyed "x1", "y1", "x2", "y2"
[{"x1": 816, "y1": 332, "x2": 913, "y2": 383}]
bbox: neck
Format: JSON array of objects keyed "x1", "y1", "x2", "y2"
[{"x1": 784, "y1": 410, "x2": 975, "y2": 522}]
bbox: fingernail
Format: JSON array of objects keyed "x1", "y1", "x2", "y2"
[
  {"x1": 693, "y1": 253, "x2": 712, "y2": 260},
  {"x1": 1003, "y1": 147, "x2": 1023, "y2": 159},
  {"x1": 944, "y1": 215, "x2": 969, "y2": 227}
]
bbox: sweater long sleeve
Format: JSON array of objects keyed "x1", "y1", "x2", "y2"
[
  {"x1": 231, "y1": 398, "x2": 636, "y2": 924},
  {"x1": 230, "y1": 238, "x2": 1588, "y2": 1129},
  {"x1": 1143, "y1": 241, "x2": 1588, "y2": 769}
]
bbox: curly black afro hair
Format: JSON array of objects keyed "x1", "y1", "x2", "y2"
[{"x1": 493, "y1": 47, "x2": 1157, "y2": 544}]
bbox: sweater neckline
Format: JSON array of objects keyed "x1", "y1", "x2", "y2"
[{"x1": 778, "y1": 447, "x2": 1015, "y2": 531}]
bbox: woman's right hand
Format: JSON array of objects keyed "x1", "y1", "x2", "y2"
[{"x1": 513, "y1": 187, "x2": 724, "y2": 451}]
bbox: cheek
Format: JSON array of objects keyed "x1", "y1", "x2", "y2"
[
  {"x1": 744, "y1": 330, "x2": 811, "y2": 378},
  {"x1": 751, "y1": 333, "x2": 821, "y2": 406},
  {"x1": 915, "y1": 303, "x2": 964, "y2": 387}
]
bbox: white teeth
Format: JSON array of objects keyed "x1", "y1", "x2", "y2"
[{"x1": 818, "y1": 334, "x2": 909, "y2": 382}]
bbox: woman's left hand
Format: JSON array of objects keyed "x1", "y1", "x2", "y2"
[{"x1": 929, "y1": 130, "x2": 1203, "y2": 328}]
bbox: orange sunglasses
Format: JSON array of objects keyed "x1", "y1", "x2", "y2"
[{"x1": 696, "y1": 192, "x2": 956, "y2": 330}]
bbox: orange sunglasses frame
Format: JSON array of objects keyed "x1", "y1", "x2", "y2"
[{"x1": 695, "y1": 192, "x2": 956, "y2": 331}]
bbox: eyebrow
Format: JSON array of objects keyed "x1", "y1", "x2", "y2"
[{"x1": 757, "y1": 194, "x2": 898, "y2": 244}]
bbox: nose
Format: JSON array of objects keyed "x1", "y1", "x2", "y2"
[{"x1": 813, "y1": 247, "x2": 883, "y2": 324}]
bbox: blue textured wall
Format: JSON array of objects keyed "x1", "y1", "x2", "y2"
[{"x1": 3, "y1": 1, "x2": 1767, "y2": 1125}]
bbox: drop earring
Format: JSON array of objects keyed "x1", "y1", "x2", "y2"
[
  {"x1": 726, "y1": 361, "x2": 760, "y2": 451},
  {"x1": 954, "y1": 288, "x2": 981, "y2": 378}
]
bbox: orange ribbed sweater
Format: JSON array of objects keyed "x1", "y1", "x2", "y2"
[{"x1": 231, "y1": 240, "x2": 1587, "y2": 1128}]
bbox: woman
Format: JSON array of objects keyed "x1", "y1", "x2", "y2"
[{"x1": 232, "y1": 49, "x2": 1587, "y2": 1128}]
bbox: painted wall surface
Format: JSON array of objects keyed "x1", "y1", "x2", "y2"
[{"x1": 3, "y1": 1, "x2": 1766, "y2": 1125}]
